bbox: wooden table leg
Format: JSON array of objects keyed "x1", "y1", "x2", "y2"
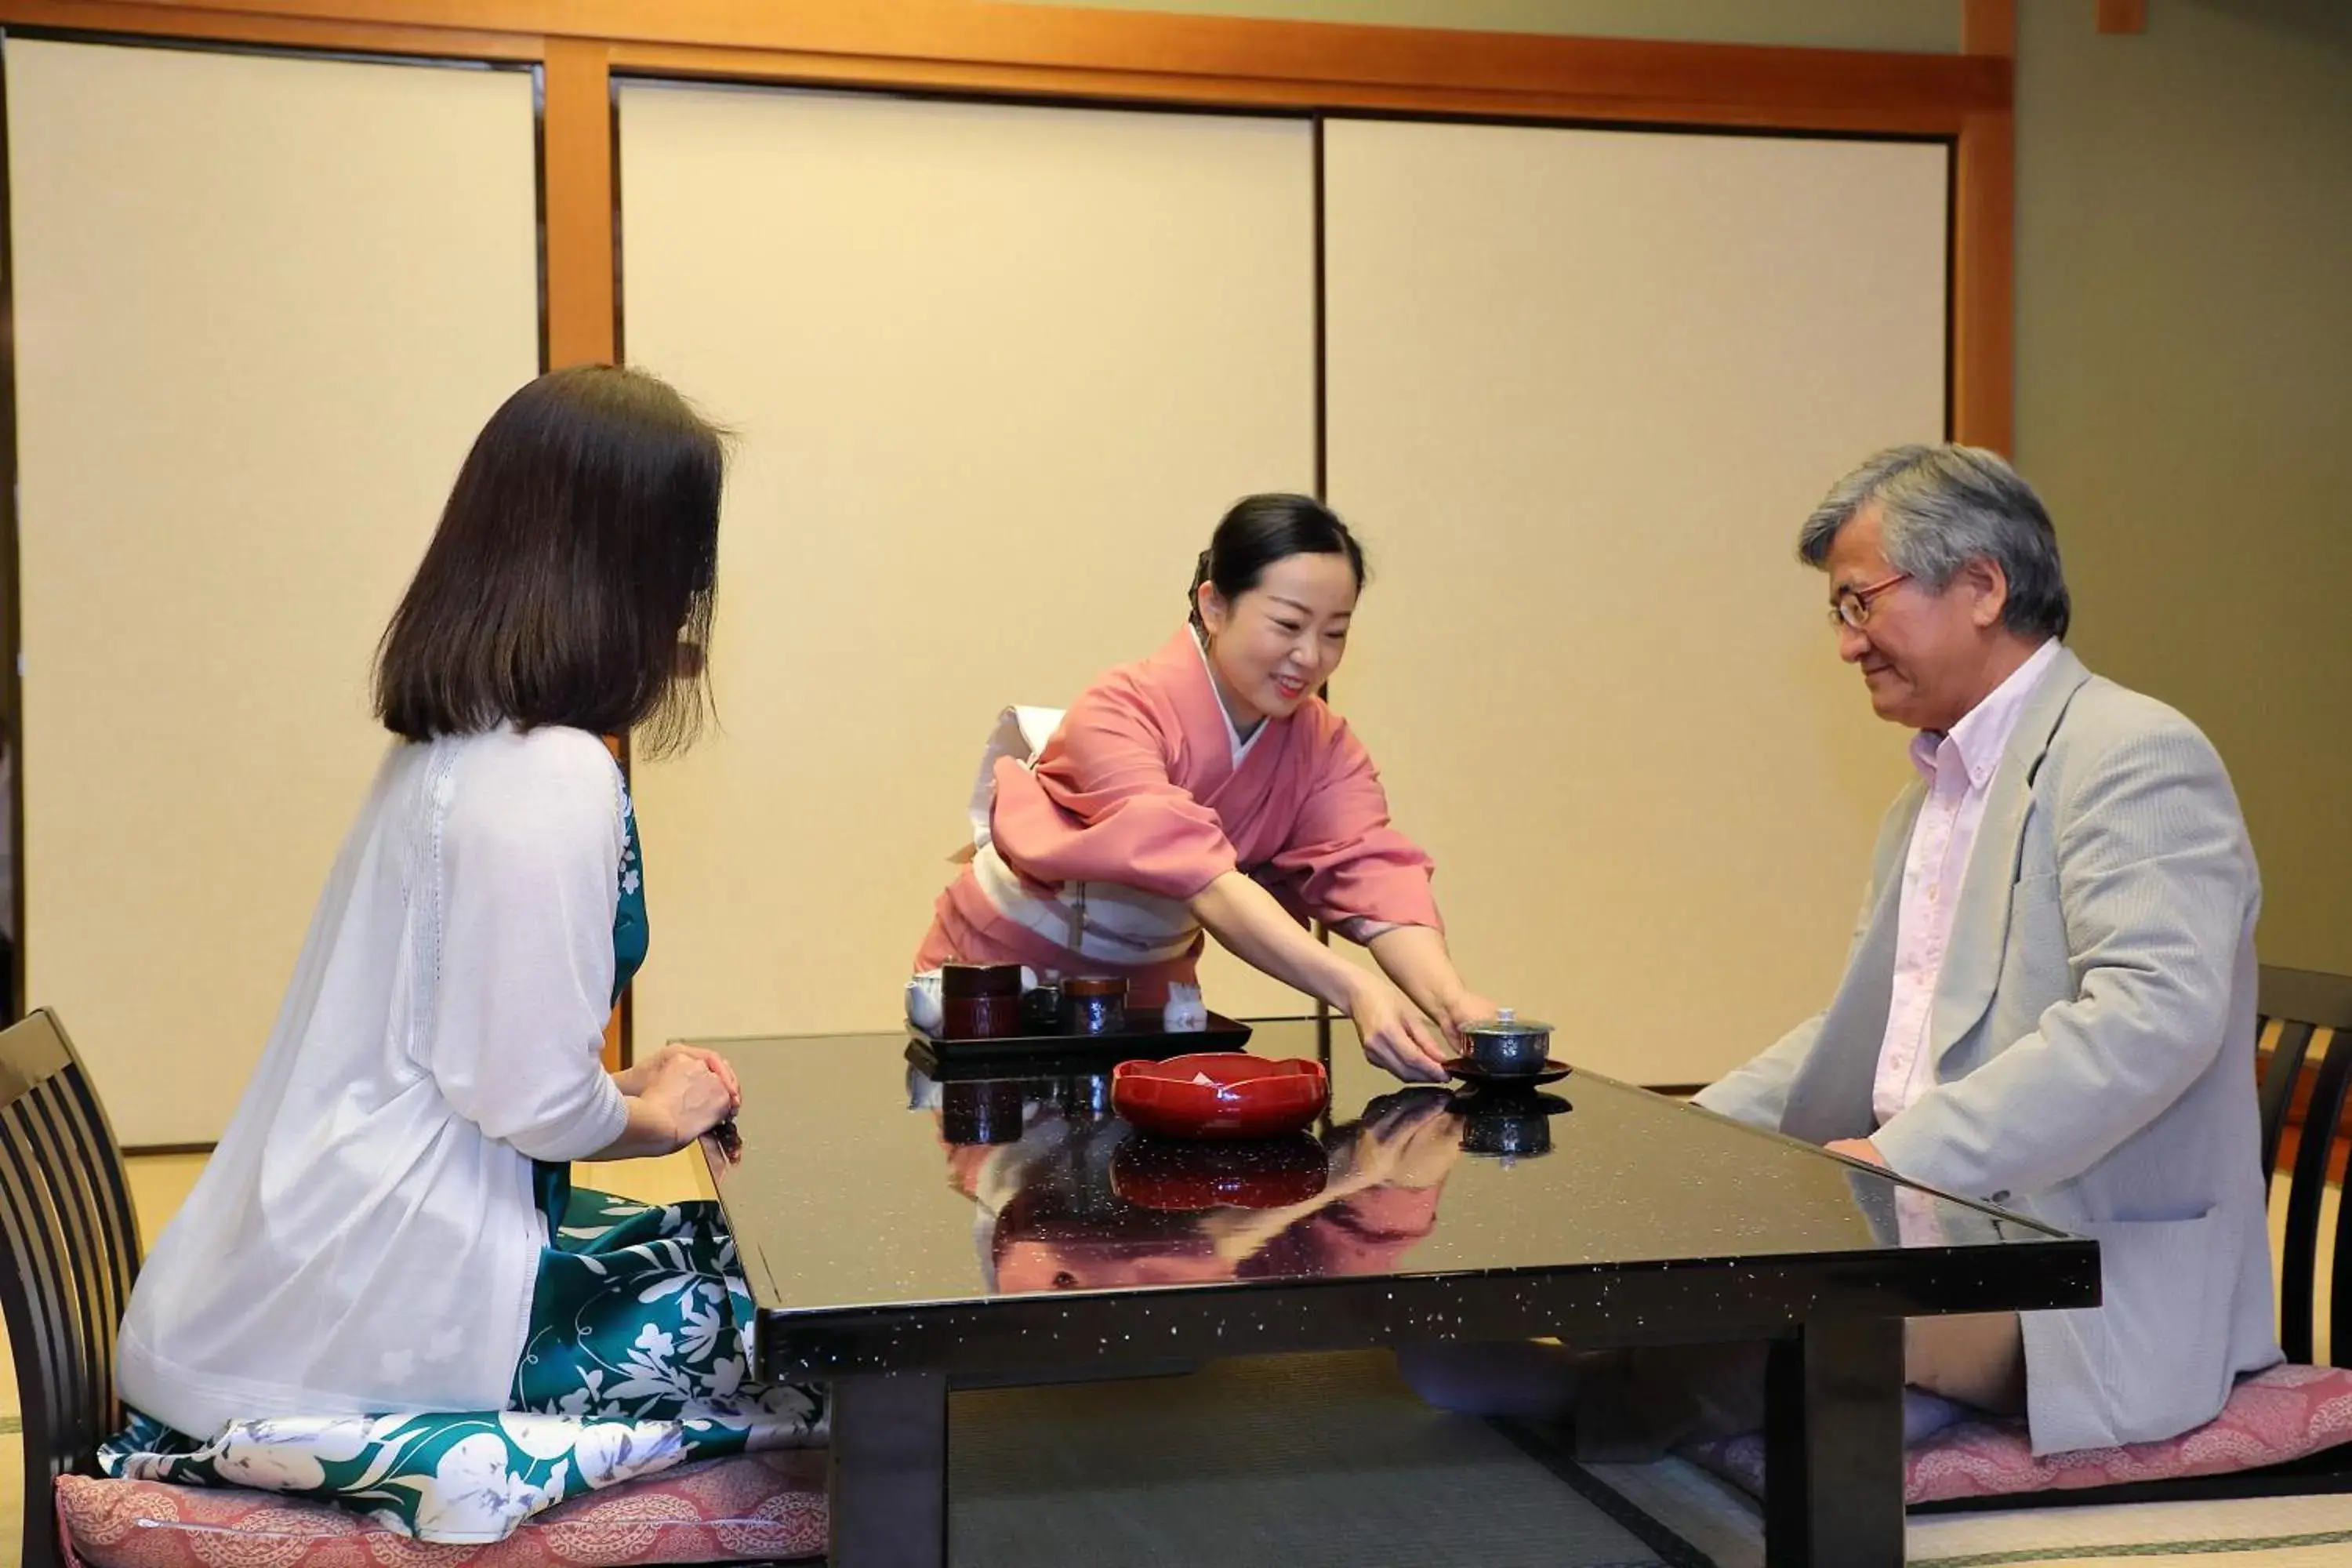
[
  {"x1": 828, "y1": 1370, "x2": 948, "y2": 1568},
  {"x1": 1765, "y1": 1319, "x2": 1904, "y2": 1568}
]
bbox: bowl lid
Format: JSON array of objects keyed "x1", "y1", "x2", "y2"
[{"x1": 1462, "y1": 1006, "x2": 1552, "y2": 1038}]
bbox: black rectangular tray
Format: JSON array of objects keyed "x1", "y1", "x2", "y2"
[{"x1": 906, "y1": 1007, "x2": 1253, "y2": 1078}]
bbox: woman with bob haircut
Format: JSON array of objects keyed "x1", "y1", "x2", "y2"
[{"x1": 103, "y1": 365, "x2": 822, "y2": 1543}]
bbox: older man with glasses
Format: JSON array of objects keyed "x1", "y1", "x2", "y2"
[
  {"x1": 1403, "y1": 445, "x2": 2277, "y2": 1465},
  {"x1": 1693, "y1": 443, "x2": 2278, "y2": 1455}
]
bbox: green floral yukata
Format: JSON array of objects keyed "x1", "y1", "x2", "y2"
[{"x1": 100, "y1": 785, "x2": 827, "y2": 1544}]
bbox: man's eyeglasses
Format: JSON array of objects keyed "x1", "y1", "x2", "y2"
[{"x1": 1830, "y1": 572, "x2": 1912, "y2": 630}]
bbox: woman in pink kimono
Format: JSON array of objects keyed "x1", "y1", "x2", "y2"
[{"x1": 913, "y1": 494, "x2": 1491, "y2": 1081}]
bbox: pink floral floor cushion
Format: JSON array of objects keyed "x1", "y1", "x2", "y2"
[
  {"x1": 1684, "y1": 1363, "x2": 2352, "y2": 1506},
  {"x1": 56, "y1": 1449, "x2": 827, "y2": 1568}
]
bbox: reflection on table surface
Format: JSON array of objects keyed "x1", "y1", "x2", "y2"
[
  {"x1": 699, "y1": 1018, "x2": 2073, "y2": 1316},
  {"x1": 937, "y1": 1077, "x2": 1469, "y2": 1294}
]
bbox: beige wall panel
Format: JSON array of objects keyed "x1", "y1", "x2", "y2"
[
  {"x1": 1323, "y1": 118, "x2": 1944, "y2": 1086},
  {"x1": 619, "y1": 86, "x2": 1316, "y2": 1046},
  {"x1": 9, "y1": 41, "x2": 538, "y2": 1144},
  {"x1": 2013, "y1": 0, "x2": 2352, "y2": 975}
]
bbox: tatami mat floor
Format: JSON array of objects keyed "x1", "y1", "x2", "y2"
[{"x1": 0, "y1": 1167, "x2": 2334, "y2": 1566}]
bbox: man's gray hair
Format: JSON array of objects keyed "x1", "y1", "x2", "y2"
[{"x1": 1798, "y1": 444, "x2": 2071, "y2": 641}]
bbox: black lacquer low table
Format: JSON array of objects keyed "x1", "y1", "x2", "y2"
[{"x1": 695, "y1": 1018, "x2": 2098, "y2": 1567}]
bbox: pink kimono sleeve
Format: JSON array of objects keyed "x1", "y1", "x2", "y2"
[
  {"x1": 1304, "y1": 1184, "x2": 1446, "y2": 1274},
  {"x1": 989, "y1": 678, "x2": 1240, "y2": 902},
  {"x1": 1237, "y1": 1184, "x2": 1446, "y2": 1280},
  {"x1": 1263, "y1": 718, "x2": 1441, "y2": 935}
]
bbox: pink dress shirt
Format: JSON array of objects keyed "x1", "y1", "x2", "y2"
[{"x1": 1873, "y1": 638, "x2": 2063, "y2": 1129}]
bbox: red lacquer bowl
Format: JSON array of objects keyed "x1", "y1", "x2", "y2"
[{"x1": 1111, "y1": 1053, "x2": 1330, "y2": 1141}]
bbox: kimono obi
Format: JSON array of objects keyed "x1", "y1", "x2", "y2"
[{"x1": 965, "y1": 704, "x2": 1201, "y2": 967}]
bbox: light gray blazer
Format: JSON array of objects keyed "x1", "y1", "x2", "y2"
[{"x1": 1693, "y1": 646, "x2": 2279, "y2": 1454}]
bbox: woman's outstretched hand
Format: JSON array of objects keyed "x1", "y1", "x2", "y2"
[
  {"x1": 1431, "y1": 992, "x2": 1500, "y2": 1055},
  {"x1": 1345, "y1": 975, "x2": 1453, "y2": 1083}
]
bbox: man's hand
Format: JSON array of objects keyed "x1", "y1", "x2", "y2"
[{"x1": 1824, "y1": 1137, "x2": 1888, "y2": 1168}]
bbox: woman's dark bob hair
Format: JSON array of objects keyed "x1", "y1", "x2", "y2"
[
  {"x1": 374, "y1": 365, "x2": 724, "y2": 756},
  {"x1": 1188, "y1": 493, "x2": 1368, "y2": 629}
]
